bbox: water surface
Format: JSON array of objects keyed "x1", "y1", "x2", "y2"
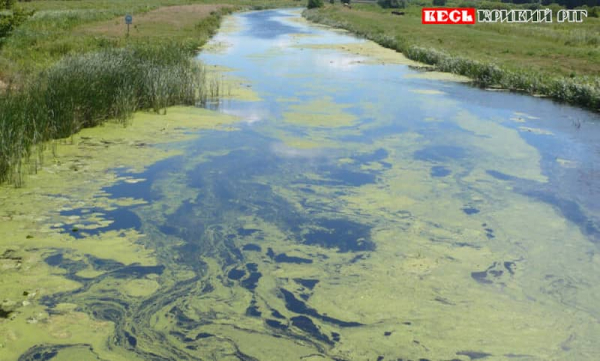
[{"x1": 7, "y1": 9, "x2": 600, "y2": 361}]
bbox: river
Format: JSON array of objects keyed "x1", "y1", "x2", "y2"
[{"x1": 4, "y1": 8, "x2": 600, "y2": 361}]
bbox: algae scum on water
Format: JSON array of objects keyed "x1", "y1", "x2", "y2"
[{"x1": 3, "y1": 9, "x2": 600, "y2": 361}]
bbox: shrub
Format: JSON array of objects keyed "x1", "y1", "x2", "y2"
[
  {"x1": 458, "y1": 0, "x2": 477, "y2": 7},
  {"x1": 378, "y1": 0, "x2": 407, "y2": 8},
  {"x1": 0, "y1": 7, "x2": 34, "y2": 42},
  {"x1": 477, "y1": 1, "x2": 513, "y2": 10},
  {"x1": 308, "y1": 0, "x2": 324, "y2": 9},
  {"x1": 546, "y1": 3, "x2": 564, "y2": 15},
  {"x1": 524, "y1": 2, "x2": 542, "y2": 10},
  {"x1": 2, "y1": 0, "x2": 16, "y2": 10}
]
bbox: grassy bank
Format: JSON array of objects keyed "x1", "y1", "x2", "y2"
[
  {"x1": 0, "y1": 0, "x2": 297, "y2": 185},
  {"x1": 0, "y1": 42, "x2": 211, "y2": 185},
  {"x1": 0, "y1": 0, "x2": 297, "y2": 80},
  {"x1": 303, "y1": 3, "x2": 600, "y2": 112}
]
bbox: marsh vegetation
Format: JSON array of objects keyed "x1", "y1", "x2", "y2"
[{"x1": 0, "y1": 43, "x2": 214, "y2": 185}]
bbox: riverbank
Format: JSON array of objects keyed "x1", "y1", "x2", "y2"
[
  {"x1": 303, "y1": 4, "x2": 600, "y2": 112},
  {"x1": 0, "y1": 0, "x2": 297, "y2": 185},
  {"x1": 0, "y1": 0, "x2": 298, "y2": 80}
]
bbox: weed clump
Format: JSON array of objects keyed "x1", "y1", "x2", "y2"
[
  {"x1": 308, "y1": 0, "x2": 324, "y2": 9},
  {"x1": 0, "y1": 7, "x2": 34, "y2": 43}
]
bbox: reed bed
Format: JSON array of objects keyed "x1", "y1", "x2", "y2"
[{"x1": 0, "y1": 42, "x2": 220, "y2": 185}]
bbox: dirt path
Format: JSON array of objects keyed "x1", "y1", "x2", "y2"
[{"x1": 83, "y1": 4, "x2": 229, "y2": 38}]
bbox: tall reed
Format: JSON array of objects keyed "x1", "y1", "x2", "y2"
[{"x1": 0, "y1": 42, "x2": 220, "y2": 185}]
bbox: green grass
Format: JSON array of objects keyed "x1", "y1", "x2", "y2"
[
  {"x1": 303, "y1": 2, "x2": 600, "y2": 111},
  {"x1": 0, "y1": 0, "x2": 299, "y2": 80}
]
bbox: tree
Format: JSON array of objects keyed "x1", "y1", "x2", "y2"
[
  {"x1": 1, "y1": 8, "x2": 34, "y2": 42},
  {"x1": 432, "y1": 0, "x2": 447, "y2": 5},
  {"x1": 2, "y1": 0, "x2": 17, "y2": 10},
  {"x1": 378, "y1": 0, "x2": 407, "y2": 8},
  {"x1": 308, "y1": 0, "x2": 324, "y2": 8}
]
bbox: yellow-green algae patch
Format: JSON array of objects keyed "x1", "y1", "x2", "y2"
[
  {"x1": 216, "y1": 14, "x2": 242, "y2": 36},
  {"x1": 514, "y1": 111, "x2": 541, "y2": 120},
  {"x1": 0, "y1": 303, "x2": 136, "y2": 361},
  {"x1": 282, "y1": 96, "x2": 357, "y2": 128},
  {"x1": 0, "y1": 106, "x2": 242, "y2": 360},
  {"x1": 404, "y1": 71, "x2": 471, "y2": 83},
  {"x1": 279, "y1": 138, "x2": 324, "y2": 149},
  {"x1": 276, "y1": 96, "x2": 301, "y2": 103},
  {"x1": 316, "y1": 132, "x2": 600, "y2": 360},
  {"x1": 410, "y1": 89, "x2": 447, "y2": 95},
  {"x1": 455, "y1": 110, "x2": 547, "y2": 182},
  {"x1": 189, "y1": 163, "x2": 599, "y2": 360},
  {"x1": 200, "y1": 16, "x2": 240, "y2": 53},
  {"x1": 519, "y1": 126, "x2": 554, "y2": 135},
  {"x1": 422, "y1": 116, "x2": 443, "y2": 122},
  {"x1": 556, "y1": 157, "x2": 578, "y2": 168},
  {"x1": 295, "y1": 41, "x2": 425, "y2": 66},
  {"x1": 10, "y1": 94, "x2": 589, "y2": 360},
  {"x1": 259, "y1": 126, "x2": 349, "y2": 159},
  {"x1": 204, "y1": 65, "x2": 262, "y2": 102},
  {"x1": 201, "y1": 40, "x2": 232, "y2": 54},
  {"x1": 0, "y1": 248, "x2": 82, "y2": 310}
]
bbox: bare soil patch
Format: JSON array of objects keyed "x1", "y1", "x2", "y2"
[{"x1": 83, "y1": 4, "x2": 229, "y2": 38}]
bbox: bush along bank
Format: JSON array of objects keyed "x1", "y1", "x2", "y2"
[{"x1": 303, "y1": 9, "x2": 600, "y2": 113}]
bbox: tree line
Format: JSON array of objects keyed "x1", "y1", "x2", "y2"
[
  {"x1": 508, "y1": 0, "x2": 598, "y2": 9},
  {"x1": 376, "y1": 0, "x2": 599, "y2": 8}
]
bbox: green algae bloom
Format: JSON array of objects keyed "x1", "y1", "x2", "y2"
[{"x1": 2, "y1": 8, "x2": 600, "y2": 361}]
